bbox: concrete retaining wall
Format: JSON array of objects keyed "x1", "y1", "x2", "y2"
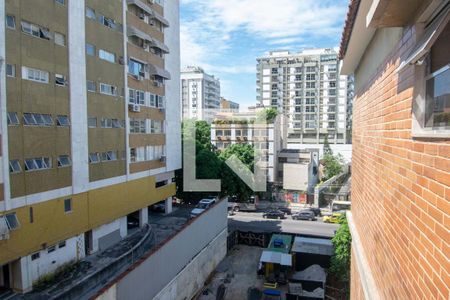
[
  {"x1": 97, "y1": 199, "x2": 228, "y2": 300},
  {"x1": 153, "y1": 229, "x2": 227, "y2": 300}
]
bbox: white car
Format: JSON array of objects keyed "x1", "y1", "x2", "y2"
[{"x1": 190, "y1": 198, "x2": 216, "y2": 218}]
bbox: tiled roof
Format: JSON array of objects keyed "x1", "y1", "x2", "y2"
[{"x1": 339, "y1": 0, "x2": 362, "y2": 59}]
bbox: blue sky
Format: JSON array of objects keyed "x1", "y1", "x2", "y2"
[{"x1": 180, "y1": 0, "x2": 349, "y2": 109}]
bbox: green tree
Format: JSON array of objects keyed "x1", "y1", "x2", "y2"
[
  {"x1": 219, "y1": 144, "x2": 255, "y2": 201},
  {"x1": 323, "y1": 135, "x2": 333, "y2": 155},
  {"x1": 330, "y1": 215, "x2": 351, "y2": 282},
  {"x1": 256, "y1": 108, "x2": 278, "y2": 123},
  {"x1": 322, "y1": 153, "x2": 343, "y2": 181}
]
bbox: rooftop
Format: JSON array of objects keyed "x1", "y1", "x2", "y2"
[
  {"x1": 291, "y1": 236, "x2": 334, "y2": 256},
  {"x1": 267, "y1": 234, "x2": 293, "y2": 254}
]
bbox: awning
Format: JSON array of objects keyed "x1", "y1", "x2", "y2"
[
  {"x1": 127, "y1": 0, "x2": 154, "y2": 16},
  {"x1": 400, "y1": 4, "x2": 450, "y2": 68},
  {"x1": 151, "y1": 11, "x2": 170, "y2": 27},
  {"x1": 148, "y1": 64, "x2": 171, "y2": 80},
  {"x1": 149, "y1": 38, "x2": 170, "y2": 54},
  {"x1": 127, "y1": 26, "x2": 153, "y2": 43},
  {"x1": 260, "y1": 250, "x2": 292, "y2": 266},
  {"x1": 0, "y1": 216, "x2": 10, "y2": 240}
]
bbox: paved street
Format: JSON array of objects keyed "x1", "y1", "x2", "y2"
[{"x1": 228, "y1": 212, "x2": 339, "y2": 238}]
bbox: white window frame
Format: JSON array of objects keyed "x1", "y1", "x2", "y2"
[
  {"x1": 55, "y1": 74, "x2": 67, "y2": 86},
  {"x1": 9, "y1": 160, "x2": 21, "y2": 173},
  {"x1": 89, "y1": 153, "x2": 100, "y2": 163},
  {"x1": 100, "y1": 83, "x2": 117, "y2": 96},
  {"x1": 99, "y1": 49, "x2": 116, "y2": 63},
  {"x1": 56, "y1": 115, "x2": 70, "y2": 127},
  {"x1": 57, "y1": 155, "x2": 71, "y2": 167},
  {"x1": 410, "y1": 5, "x2": 450, "y2": 138},
  {"x1": 22, "y1": 66, "x2": 49, "y2": 84},
  {"x1": 24, "y1": 157, "x2": 52, "y2": 172},
  {"x1": 7, "y1": 112, "x2": 19, "y2": 125},
  {"x1": 88, "y1": 117, "x2": 97, "y2": 128},
  {"x1": 86, "y1": 7, "x2": 96, "y2": 20}
]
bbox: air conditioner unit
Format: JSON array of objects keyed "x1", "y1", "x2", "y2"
[
  {"x1": 149, "y1": 19, "x2": 155, "y2": 26},
  {"x1": 138, "y1": 75, "x2": 144, "y2": 81},
  {"x1": 129, "y1": 104, "x2": 141, "y2": 112},
  {"x1": 154, "y1": 81, "x2": 162, "y2": 87},
  {"x1": 139, "y1": 13, "x2": 145, "y2": 20},
  {"x1": 160, "y1": 155, "x2": 166, "y2": 162},
  {"x1": 159, "y1": 108, "x2": 165, "y2": 113},
  {"x1": 148, "y1": 0, "x2": 155, "y2": 4},
  {"x1": 118, "y1": 56, "x2": 125, "y2": 65}
]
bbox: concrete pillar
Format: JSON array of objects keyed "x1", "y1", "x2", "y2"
[
  {"x1": 139, "y1": 207, "x2": 148, "y2": 227},
  {"x1": 11, "y1": 257, "x2": 32, "y2": 293},
  {"x1": 165, "y1": 197, "x2": 173, "y2": 214}
]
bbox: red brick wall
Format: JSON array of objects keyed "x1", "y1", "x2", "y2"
[{"x1": 351, "y1": 26, "x2": 449, "y2": 299}]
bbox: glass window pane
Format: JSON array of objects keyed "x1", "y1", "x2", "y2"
[{"x1": 425, "y1": 67, "x2": 450, "y2": 128}]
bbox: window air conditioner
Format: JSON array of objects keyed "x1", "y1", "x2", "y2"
[
  {"x1": 129, "y1": 104, "x2": 141, "y2": 112},
  {"x1": 160, "y1": 155, "x2": 166, "y2": 163}
]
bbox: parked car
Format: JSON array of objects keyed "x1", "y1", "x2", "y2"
[
  {"x1": 150, "y1": 202, "x2": 165, "y2": 213},
  {"x1": 323, "y1": 213, "x2": 344, "y2": 223},
  {"x1": 228, "y1": 202, "x2": 240, "y2": 212},
  {"x1": 292, "y1": 210, "x2": 316, "y2": 221},
  {"x1": 277, "y1": 207, "x2": 292, "y2": 215},
  {"x1": 262, "y1": 210, "x2": 286, "y2": 219},
  {"x1": 190, "y1": 199, "x2": 216, "y2": 218},
  {"x1": 305, "y1": 207, "x2": 321, "y2": 216}
]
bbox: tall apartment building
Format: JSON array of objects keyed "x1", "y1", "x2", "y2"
[
  {"x1": 256, "y1": 49, "x2": 351, "y2": 145},
  {"x1": 181, "y1": 66, "x2": 220, "y2": 123},
  {"x1": 341, "y1": 0, "x2": 449, "y2": 299},
  {"x1": 0, "y1": 0, "x2": 180, "y2": 292},
  {"x1": 220, "y1": 97, "x2": 239, "y2": 113}
]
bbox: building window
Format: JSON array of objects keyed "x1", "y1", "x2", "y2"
[
  {"x1": 7, "y1": 112, "x2": 19, "y2": 125},
  {"x1": 112, "y1": 119, "x2": 122, "y2": 128},
  {"x1": 55, "y1": 0, "x2": 65, "y2": 5},
  {"x1": 409, "y1": 7, "x2": 450, "y2": 136},
  {"x1": 87, "y1": 80, "x2": 96, "y2": 92},
  {"x1": 86, "y1": 7, "x2": 96, "y2": 19},
  {"x1": 22, "y1": 67, "x2": 49, "y2": 83},
  {"x1": 64, "y1": 199, "x2": 72, "y2": 213},
  {"x1": 101, "y1": 118, "x2": 113, "y2": 128},
  {"x1": 56, "y1": 115, "x2": 70, "y2": 127},
  {"x1": 89, "y1": 153, "x2": 100, "y2": 163},
  {"x1": 21, "y1": 21, "x2": 51, "y2": 40},
  {"x1": 88, "y1": 117, "x2": 97, "y2": 128},
  {"x1": 129, "y1": 89, "x2": 145, "y2": 105},
  {"x1": 6, "y1": 15, "x2": 15, "y2": 29},
  {"x1": 57, "y1": 155, "x2": 71, "y2": 167},
  {"x1": 98, "y1": 15, "x2": 116, "y2": 29},
  {"x1": 58, "y1": 241, "x2": 66, "y2": 248},
  {"x1": 24, "y1": 157, "x2": 52, "y2": 171},
  {"x1": 128, "y1": 59, "x2": 145, "y2": 78},
  {"x1": 55, "y1": 74, "x2": 67, "y2": 86},
  {"x1": 54, "y1": 32, "x2": 66, "y2": 46},
  {"x1": 23, "y1": 113, "x2": 53, "y2": 126},
  {"x1": 102, "y1": 151, "x2": 117, "y2": 161},
  {"x1": 86, "y1": 43, "x2": 95, "y2": 56},
  {"x1": 99, "y1": 49, "x2": 115, "y2": 63},
  {"x1": 100, "y1": 83, "x2": 117, "y2": 96},
  {"x1": 5, "y1": 213, "x2": 20, "y2": 230},
  {"x1": 9, "y1": 160, "x2": 21, "y2": 173},
  {"x1": 6, "y1": 64, "x2": 15, "y2": 77},
  {"x1": 31, "y1": 252, "x2": 40, "y2": 261},
  {"x1": 47, "y1": 245, "x2": 56, "y2": 253}
]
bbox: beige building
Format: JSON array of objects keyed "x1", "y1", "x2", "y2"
[
  {"x1": 278, "y1": 149, "x2": 319, "y2": 194},
  {"x1": 220, "y1": 97, "x2": 239, "y2": 113},
  {"x1": 0, "y1": 0, "x2": 180, "y2": 293}
]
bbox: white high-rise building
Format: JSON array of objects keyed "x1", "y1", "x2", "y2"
[
  {"x1": 256, "y1": 48, "x2": 352, "y2": 145},
  {"x1": 181, "y1": 66, "x2": 221, "y2": 122}
]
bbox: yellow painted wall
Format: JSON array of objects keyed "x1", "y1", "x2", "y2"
[{"x1": 0, "y1": 177, "x2": 175, "y2": 265}]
